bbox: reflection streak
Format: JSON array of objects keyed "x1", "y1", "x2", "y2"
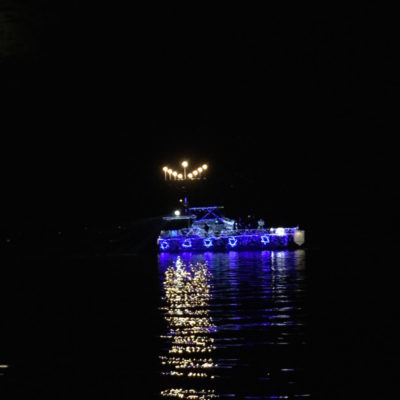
[{"x1": 160, "y1": 257, "x2": 218, "y2": 399}]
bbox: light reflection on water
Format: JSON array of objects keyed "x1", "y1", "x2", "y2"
[
  {"x1": 158, "y1": 250, "x2": 309, "y2": 399},
  {"x1": 159, "y1": 257, "x2": 218, "y2": 399}
]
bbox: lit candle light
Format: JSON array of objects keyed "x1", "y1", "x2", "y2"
[{"x1": 181, "y1": 161, "x2": 188, "y2": 179}]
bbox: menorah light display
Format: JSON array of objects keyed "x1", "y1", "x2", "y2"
[{"x1": 162, "y1": 161, "x2": 208, "y2": 180}]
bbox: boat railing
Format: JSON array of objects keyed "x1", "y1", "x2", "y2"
[{"x1": 159, "y1": 228, "x2": 299, "y2": 239}]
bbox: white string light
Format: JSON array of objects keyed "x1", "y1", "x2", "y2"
[{"x1": 162, "y1": 162, "x2": 209, "y2": 180}]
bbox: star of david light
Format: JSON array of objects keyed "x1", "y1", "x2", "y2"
[
  {"x1": 261, "y1": 235, "x2": 270, "y2": 245},
  {"x1": 228, "y1": 237, "x2": 238, "y2": 247},
  {"x1": 182, "y1": 239, "x2": 192, "y2": 248}
]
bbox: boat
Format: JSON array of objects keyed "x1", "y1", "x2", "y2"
[{"x1": 157, "y1": 203, "x2": 305, "y2": 252}]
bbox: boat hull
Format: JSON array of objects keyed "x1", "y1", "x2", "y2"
[{"x1": 158, "y1": 231, "x2": 305, "y2": 252}]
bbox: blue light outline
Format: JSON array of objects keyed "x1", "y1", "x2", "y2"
[
  {"x1": 261, "y1": 235, "x2": 270, "y2": 245},
  {"x1": 203, "y1": 238, "x2": 213, "y2": 248},
  {"x1": 228, "y1": 236, "x2": 238, "y2": 247},
  {"x1": 159, "y1": 232, "x2": 294, "y2": 251},
  {"x1": 182, "y1": 238, "x2": 192, "y2": 248},
  {"x1": 160, "y1": 240, "x2": 170, "y2": 250}
]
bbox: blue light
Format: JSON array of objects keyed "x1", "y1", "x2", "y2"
[
  {"x1": 228, "y1": 237, "x2": 238, "y2": 247},
  {"x1": 182, "y1": 238, "x2": 192, "y2": 248},
  {"x1": 261, "y1": 235, "x2": 270, "y2": 245},
  {"x1": 160, "y1": 240, "x2": 170, "y2": 250},
  {"x1": 158, "y1": 229, "x2": 296, "y2": 252},
  {"x1": 203, "y1": 238, "x2": 213, "y2": 248}
]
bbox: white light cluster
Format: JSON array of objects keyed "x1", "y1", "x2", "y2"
[
  {"x1": 160, "y1": 388, "x2": 218, "y2": 399},
  {"x1": 162, "y1": 161, "x2": 209, "y2": 180}
]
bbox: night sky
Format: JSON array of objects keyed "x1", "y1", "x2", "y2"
[{"x1": 1, "y1": 3, "x2": 398, "y2": 249}]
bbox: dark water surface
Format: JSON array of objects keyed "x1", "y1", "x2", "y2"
[
  {"x1": 1, "y1": 250, "x2": 309, "y2": 398},
  {"x1": 158, "y1": 251, "x2": 309, "y2": 399}
]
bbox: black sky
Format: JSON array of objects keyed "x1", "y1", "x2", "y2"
[{"x1": 1, "y1": 3, "x2": 398, "y2": 240}]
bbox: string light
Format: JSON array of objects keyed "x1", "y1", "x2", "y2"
[
  {"x1": 161, "y1": 161, "x2": 209, "y2": 180},
  {"x1": 228, "y1": 237, "x2": 238, "y2": 247},
  {"x1": 203, "y1": 238, "x2": 213, "y2": 248},
  {"x1": 163, "y1": 166, "x2": 168, "y2": 180},
  {"x1": 261, "y1": 235, "x2": 270, "y2": 245},
  {"x1": 159, "y1": 227, "x2": 302, "y2": 251},
  {"x1": 161, "y1": 240, "x2": 170, "y2": 250}
]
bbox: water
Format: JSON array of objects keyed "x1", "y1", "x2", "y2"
[
  {"x1": 157, "y1": 251, "x2": 309, "y2": 399},
  {"x1": 1, "y1": 250, "x2": 309, "y2": 398}
]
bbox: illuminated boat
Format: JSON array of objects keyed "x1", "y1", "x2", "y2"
[{"x1": 157, "y1": 205, "x2": 305, "y2": 252}]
